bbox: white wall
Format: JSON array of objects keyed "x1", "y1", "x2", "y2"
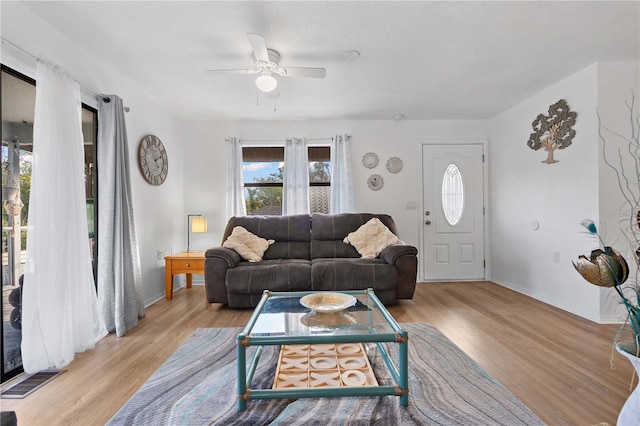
[
  {"x1": 1, "y1": 2, "x2": 186, "y2": 305},
  {"x1": 489, "y1": 62, "x2": 640, "y2": 323},
  {"x1": 489, "y1": 64, "x2": 602, "y2": 321},
  {"x1": 181, "y1": 119, "x2": 490, "y2": 282}
]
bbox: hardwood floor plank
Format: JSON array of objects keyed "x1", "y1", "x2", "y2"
[{"x1": 0, "y1": 281, "x2": 633, "y2": 425}]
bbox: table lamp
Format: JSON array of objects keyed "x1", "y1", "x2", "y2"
[{"x1": 187, "y1": 214, "x2": 208, "y2": 251}]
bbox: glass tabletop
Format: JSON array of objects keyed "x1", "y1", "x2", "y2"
[{"x1": 246, "y1": 290, "x2": 399, "y2": 340}]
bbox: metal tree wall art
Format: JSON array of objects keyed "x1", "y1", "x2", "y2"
[{"x1": 527, "y1": 99, "x2": 577, "y2": 164}]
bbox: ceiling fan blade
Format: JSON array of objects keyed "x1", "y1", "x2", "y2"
[
  {"x1": 206, "y1": 69, "x2": 259, "y2": 75},
  {"x1": 280, "y1": 67, "x2": 326, "y2": 78},
  {"x1": 247, "y1": 33, "x2": 269, "y2": 62},
  {"x1": 267, "y1": 87, "x2": 280, "y2": 99}
]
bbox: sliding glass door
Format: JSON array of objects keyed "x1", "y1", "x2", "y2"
[
  {"x1": 1, "y1": 66, "x2": 35, "y2": 382},
  {"x1": 0, "y1": 65, "x2": 98, "y2": 382}
]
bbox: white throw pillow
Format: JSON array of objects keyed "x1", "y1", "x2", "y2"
[
  {"x1": 223, "y1": 226, "x2": 275, "y2": 262},
  {"x1": 343, "y1": 218, "x2": 401, "y2": 259}
]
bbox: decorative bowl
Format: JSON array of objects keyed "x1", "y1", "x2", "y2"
[{"x1": 299, "y1": 292, "x2": 357, "y2": 313}]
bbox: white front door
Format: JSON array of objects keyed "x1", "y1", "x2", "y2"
[{"x1": 422, "y1": 144, "x2": 485, "y2": 280}]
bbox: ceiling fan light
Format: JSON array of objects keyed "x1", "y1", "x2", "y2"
[{"x1": 255, "y1": 74, "x2": 278, "y2": 92}]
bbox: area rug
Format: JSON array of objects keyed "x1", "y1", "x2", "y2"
[{"x1": 107, "y1": 323, "x2": 544, "y2": 425}]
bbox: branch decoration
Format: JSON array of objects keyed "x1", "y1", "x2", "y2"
[{"x1": 574, "y1": 93, "x2": 640, "y2": 355}]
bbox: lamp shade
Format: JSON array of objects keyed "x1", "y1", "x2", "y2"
[
  {"x1": 191, "y1": 216, "x2": 208, "y2": 233},
  {"x1": 255, "y1": 74, "x2": 277, "y2": 92},
  {"x1": 187, "y1": 214, "x2": 208, "y2": 251}
]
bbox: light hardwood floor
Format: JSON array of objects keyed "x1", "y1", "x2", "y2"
[{"x1": 0, "y1": 282, "x2": 634, "y2": 425}]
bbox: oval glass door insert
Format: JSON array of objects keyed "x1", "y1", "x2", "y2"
[{"x1": 442, "y1": 163, "x2": 464, "y2": 226}]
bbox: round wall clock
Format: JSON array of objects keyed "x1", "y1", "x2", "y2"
[{"x1": 138, "y1": 134, "x2": 168, "y2": 186}]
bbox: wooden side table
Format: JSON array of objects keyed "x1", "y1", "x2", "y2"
[{"x1": 164, "y1": 251, "x2": 205, "y2": 300}]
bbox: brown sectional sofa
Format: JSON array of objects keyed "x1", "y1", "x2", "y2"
[{"x1": 204, "y1": 213, "x2": 418, "y2": 308}]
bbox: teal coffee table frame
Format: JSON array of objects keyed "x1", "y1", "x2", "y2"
[{"x1": 236, "y1": 288, "x2": 409, "y2": 411}]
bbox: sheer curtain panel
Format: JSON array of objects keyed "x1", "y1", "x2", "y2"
[
  {"x1": 283, "y1": 137, "x2": 310, "y2": 215},
  {"x1": 226, "y1": 137, "x2": 246, "y2": 218},
  {"x1": 330, "y1": 134, "x2": 354, "y2": 213},
  {"x1": 21, "y1": 60, "x2": 107, "y2": 373},
  {"x1": 97, "y1": 96, "x2": 145, "y2": 337}
]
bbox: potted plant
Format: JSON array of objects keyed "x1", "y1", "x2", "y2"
[
  {"x1": 574, "y1": 93, "x2": 640, "y2": 425},
  {"x1": 574, "y1": 219, "x2": 640, "y2": 425},
  {"x1": 573, "y1": 220, "x2": 640, "y2": 350}
]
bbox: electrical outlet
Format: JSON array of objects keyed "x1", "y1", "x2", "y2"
[
  {"x1": 157, "y1": 250, "x2": 164, "y2": 260},
  {"x1": 553, "y1": 251, "x2": 560, "y2": 262}
]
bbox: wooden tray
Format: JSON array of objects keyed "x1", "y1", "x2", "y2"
[{"x1": 273, "y1": 343, "x2": 379, "y2": 389}]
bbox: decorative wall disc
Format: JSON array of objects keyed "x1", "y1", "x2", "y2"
[
  {"x1": 362, "y1": 152, "x2": 379, "y2": 169},
  {"x1": 386, "y1": 157, "x2": 403, "y2": 173},
  {"x1": 367, "y1": 174, "x2": 384, "y2": 191}
]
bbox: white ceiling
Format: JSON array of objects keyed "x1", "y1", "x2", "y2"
[{"x1": 12, "y1": 1, "x2": 640, "y2": 121}]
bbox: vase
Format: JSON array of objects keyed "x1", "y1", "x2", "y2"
[{"x1": 616, "y1": 344, "x2": 640, "y2": 426}]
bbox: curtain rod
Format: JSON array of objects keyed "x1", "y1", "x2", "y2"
[
  {"x1": 226, "y1": 136, "x2": 350, "y2": 143},
  {"x1": 1, "y1": 36, "x2": 119, "y2": 106}
]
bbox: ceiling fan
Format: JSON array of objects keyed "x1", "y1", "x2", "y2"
[{"x1": 206, "y1": 33, "x2": 326, "y2": 98}]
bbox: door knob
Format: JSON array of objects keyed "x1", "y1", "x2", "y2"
[
  {"x1": 425, "y1": 211, "x2": 431, "y2": 216},
  {"x1": 425, "y1": 220, "x2": 431, "y2": 225}
]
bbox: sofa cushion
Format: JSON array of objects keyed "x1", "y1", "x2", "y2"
[
  {"x1": 223, "y1": 226, "x2": 274, "y2": 262},
  {"x1": 223, "y1": 215, "x2": 311, "y2": 260},
  {"x1": 311, "y1": 258, "x2": 397, "y2": 293},
  {"x1": 310, "y1": 213, "x2": 399, "y2": 259},
  {"x1": 343, "y1": 218, "x2": 401, "y2": 259},
  {"x1": 226, "y1": 259, "x2": 312, "y2": 308}
]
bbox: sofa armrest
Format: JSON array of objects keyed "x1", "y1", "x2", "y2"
[
  {"x1": 379, "y1": 244, "x2": 418, "y2": 265},
  {"x1": 205, "y1": 247, "x2": 242, "y2": 268},
  {"x1": 380, "y1": 244, "x2": 418, "y2": 300},
  {"x1": 203, "y1": 247, "x2": 241, "y2": 304}
]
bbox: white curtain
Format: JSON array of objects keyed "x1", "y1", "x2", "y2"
[
  {"x1": 97, "y1": 95, "x2": 145, "y2": 337},
  {"x1": 330, "y1": 134, "x2": 354, "y2": 213},
  {"x1": 21, "y1": 60, "x2": 107, "y2": 373},
  {"x1": 226, "y1": 137, "x2": 246, "y2": 217},
  {"x1": 283, "y1": 137, "x2": 310, "y2": 215}
]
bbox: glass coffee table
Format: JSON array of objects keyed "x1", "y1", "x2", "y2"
[{"x1": 236, "y1": 288, "x2": 409, "y2": 411}]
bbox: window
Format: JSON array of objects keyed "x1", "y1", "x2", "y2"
[
  {"x1": 0, "y1": 65, "x2": 98, "y2": 383},
  {"x1": 242, "y1": 146, "x2": 331, "y2": 215},
  {"x1": 441, "y1": 163, "x2": 464, "y2": 226},
  {"x1": 82, "y1": 106, "x2": 98, "y2": 280}
]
